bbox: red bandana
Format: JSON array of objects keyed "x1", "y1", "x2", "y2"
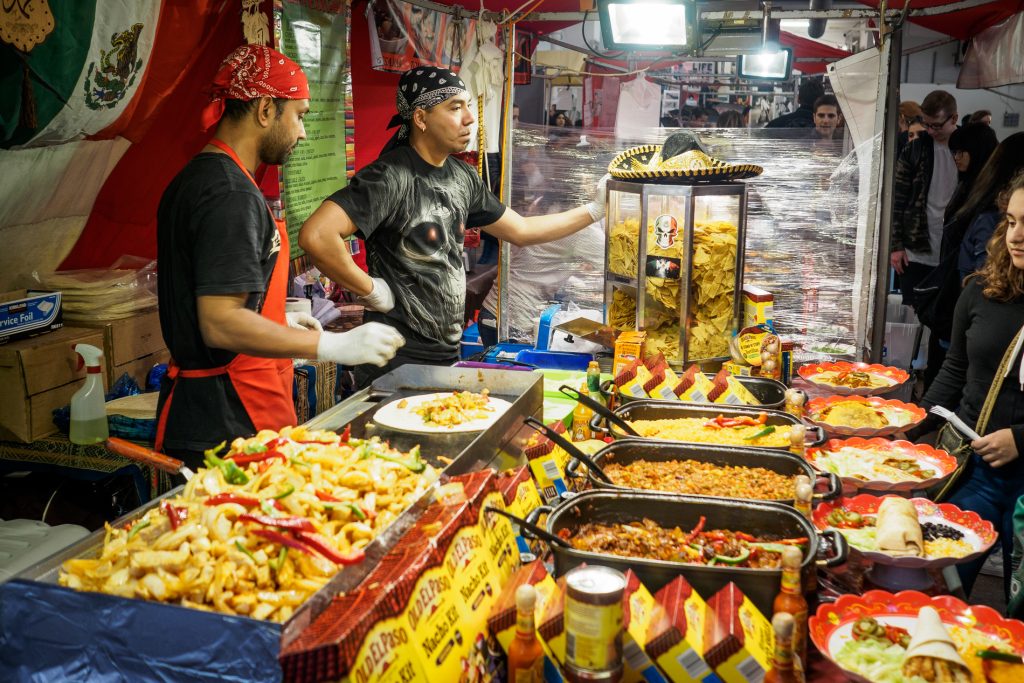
[{"x1": 200, "y1": 44, "x2": 310, "y2": 131}]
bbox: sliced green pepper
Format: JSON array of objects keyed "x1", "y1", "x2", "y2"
[
  {"x1": 713, "y1": 548, "x2": 751, "y2": 565},
  {"x1": 243, "y1": 442, "x2": 268, "y2": 454},
  {"x1": 272, "y1": 484, "x2": 295, "y2": 500},
  {"x1": 743, "y1": 425, "x2": 776, "y2": 441},
  {"x1": 235, "y1": 540, "x2": 255, "y2": 561},
  {"x1": 272, "y1": 546, "x2": 288, "y2": 572},
  {"x1": 751, "y1": 542, "x2": 791, "y2": 554},
  {"x1": 290, "y1": 457, "x2": 312, "y2": 468},
  {"x1": 976, "y1": 649, "x2": 1024, "y2": 663},
  {"x1": 260, "y1": 499, "x2": 278, "y2": 516},
  {"x1": 345, "y1": 502, "x2": 367, "y2": 520},
  {"x1": 204, "y1": 442, "x2": 249, "y2": 485},
  {"x1": 127, "y1": 519, "x2": 151, "y2": 540}
]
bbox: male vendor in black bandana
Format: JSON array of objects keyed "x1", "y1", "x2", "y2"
[{"x1": 300, "y1": 66, "x2": 606, "y2": 384}]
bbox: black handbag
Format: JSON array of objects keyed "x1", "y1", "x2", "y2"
[{"x1": 928, "y1": 324, "x2": 1024, "y2": 501}]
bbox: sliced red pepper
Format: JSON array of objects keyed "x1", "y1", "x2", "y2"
[
  {"x1": 160, "y1": 501, "x2": 188, "y2": 530},
  {"x1": 239, "y1": 513, "x2": 316, "y2": 532},
  {"x1": 315, "y1": 489, "x2": 342, "y2": 502},
  {"x1": 294, "y1": 531, "x2": 365, "y2": 565},
  {"x1": 778, "y1": 537, "x2": 809, "y2": 546},
  {"x1": 684, "y1": 516, "x2": 707, "y2": 543},
  {"x1": 264, "y1": 437, "x2": 290, "y2": 450},
  {"x1": 229, "y1": 450, "x2": 287, "y2": 466},
  {"x1": 341, "y1": 425, "x2": 351, "y2": 443},
  {"x1": 734, "y1": 531, "x2": 757, "y2": 542},
  {"x1": 250, "y1": 528, "x2": 313, "y2": 555},
  {"x1": 204, "y1": 493, "x2": 284, "y2": 510},
  {"x1": 884, "y1": 624, "x2": 911, "y2": 647}
]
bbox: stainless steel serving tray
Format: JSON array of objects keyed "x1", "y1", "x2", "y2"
[
  {"x1": 565, "y1": 438, "x2": 840, "y2": 504},
  {"x1": 535, "y1": 489, "x2": 846, "y2": 614}
]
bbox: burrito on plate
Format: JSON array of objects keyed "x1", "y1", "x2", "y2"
[
  {"x1": 876, "y1": 496, "x2": 923, "y2": 557},
  {"x1": 901, "y1": 606, "x2": 971, "y2": 682}
]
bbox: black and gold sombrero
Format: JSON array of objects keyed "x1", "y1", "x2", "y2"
[{"x1": 609, "y1": 132, "x2": 763, "y2": 183}]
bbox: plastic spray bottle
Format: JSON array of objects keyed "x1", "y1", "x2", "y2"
[{"x1": 69, "y1": 344, "x2": 108, "y2": 445}]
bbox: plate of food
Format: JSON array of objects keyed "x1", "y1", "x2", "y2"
[
  {"x1": 805, "y1": 438, "x2": 958, "y2": 494},
  {"x1": 798, "y1": 361, "x2": 910, "y2": 396},
  {"x1": 372, "y1": 390, "x2": 512, "y2": 433},
  {"x1": 812, "y1": 495, "x2": 996, "y2": 569},
  {"x1": 810, "y1": 590, "x2": 1024, "y2": 683},
  {"x1": 805, "y1": 395, "x2": 927, "y2": 437}
]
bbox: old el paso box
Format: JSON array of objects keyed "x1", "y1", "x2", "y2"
[
  {"x1": 0, "y1": 290, "x2": 62, "y2": 343},
  {"x1": 703, "y1": 583, "x2": 774, "y2": 683},
  {"x1": 645, "y1": 576, "x2": 720, "y2": 683}
]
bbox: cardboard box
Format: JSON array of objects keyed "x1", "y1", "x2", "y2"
[
  {"x1": 613, "y1": 331, "x2": 647, "y2": 379},
  {"x1": 0, "y1": 326, "x2": 106, "y2": 442},
  {"x1": 0, "y1": 290, "x2": 63, "y2": 344},
  {"x1": 77, "y1": 310, "x2": 164, "y2": 368},
  {"x1": 645, "y1": 576, "x2": 719, "y2": 683},
  {"x1": 703, "y1": 583, "x2": 774, "y2": 683},
  {"x1": 741, "y1": 286, "x2": 773, "y2": 330}
]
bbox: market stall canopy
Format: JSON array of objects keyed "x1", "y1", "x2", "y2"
[
  {"x1": 854, "y1": 0, "x2": 1024, "y2": 41},
  {"x1": 957, "y1": 10, "x2": 1024, "y2": 88}
]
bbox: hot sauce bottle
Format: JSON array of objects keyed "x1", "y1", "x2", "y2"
[
  {"x1": 765, "y1": 612, "x2": 806, "y2": 683},
  {"x1": 773, "y1": 546, "x2": 809, "y2": 673},
  {"x1": 508, "y1": 584, "x2": 544, "y2": 682}
]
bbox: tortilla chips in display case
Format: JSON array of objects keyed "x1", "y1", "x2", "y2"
[{"x1": 604, "y1": 178, "x2": 746, "y2": 366}]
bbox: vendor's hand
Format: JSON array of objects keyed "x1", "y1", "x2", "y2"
[
  {"x1": 972, "y1": 429, "x2": 1019, "y2": 468},
  {"x1": 585, "y1": 173, "x2": 610, "y2": 222},
  {"x1": 890, "y1": 249, "x2": 909, "y2": 275},
  {"x1": 317, "y1": 322, "x2": 405, "y2": 367},
  {"x1": 356, "y1": 277, "x2": 396, "y2": 313},
  {"x1": 286, "y1": 311, "x2": 323, "y2": 332}
]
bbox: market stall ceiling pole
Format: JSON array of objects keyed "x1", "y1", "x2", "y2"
[
  {"x1": 869, "y1": 24, "x2": 902, "y2": 363},
  {"x1": 498, "y1": 20, "x2": 517, "y2": 344}
]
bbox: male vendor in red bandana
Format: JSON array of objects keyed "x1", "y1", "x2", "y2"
[{"x1": 155, "y1": 45, "x2": 404, "y2": 468}]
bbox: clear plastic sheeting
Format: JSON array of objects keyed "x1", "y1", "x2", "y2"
[
  {"x1": 31, "y1": 255, "x2": 158, "y2": 321},
  {"x1": 497, "y1": 123, "x2": 879, "y2": 361}
]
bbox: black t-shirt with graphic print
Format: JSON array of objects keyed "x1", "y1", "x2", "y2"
[
  {"x1": 156, "y1": 152, "x2": 280, "y2": 452},
  {"x1": 329, "y1": 146, "x2": 506, "y2": 361}
]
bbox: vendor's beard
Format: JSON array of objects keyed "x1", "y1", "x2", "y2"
[{"x1": 259, "y1": 123, "x2": 296, "y2": 166}]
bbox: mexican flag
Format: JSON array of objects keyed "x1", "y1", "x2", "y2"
[{"x1": 1, "y1": 0, "x2": 161, "y2": 149}]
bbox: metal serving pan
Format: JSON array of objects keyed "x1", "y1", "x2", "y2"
[
  {"x1": 590, "y1": 400, "x2": 825, "y2": 448},
  {"x1": 564, "y1": 438, "x2": 840, "y2": 505},
  {"x1": 531, "y1": 489, "x2": 846, "y2": 615},
  {"x1": 600, "y1": 374, "x2": 788, "y2": 410}
]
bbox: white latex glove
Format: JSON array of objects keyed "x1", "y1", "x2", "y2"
[
  {"x1": 286, "y1": 311, "x2": 323, "y2": 332},
  {"x1": 316, "y1": 322, "x2": 405, "y2": 367},
  {"x1": 585, "y1": 173, "x2": 610, "y2": 222},
  {"x1": 356, "y1": 277, "x2": 396, "y2": 313}
]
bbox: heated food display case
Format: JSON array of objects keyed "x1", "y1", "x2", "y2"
[{"x1": 604, "y1": 177, "x2": 748, "y2": 366}]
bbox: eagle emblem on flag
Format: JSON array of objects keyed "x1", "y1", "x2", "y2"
[{"x1": 83, "y1": 22, "x2": 144, "y2": 110}]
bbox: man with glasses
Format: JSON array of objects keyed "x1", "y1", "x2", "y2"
[{"x1": 891, "y1": 90, "x2": 959, "y2": 292}]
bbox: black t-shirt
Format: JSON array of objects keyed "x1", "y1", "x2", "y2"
[
  {"x1": 329, "y1": 146, "x2": 506, "y2": 360},
  {"x1": 156, "y1": 152, "x2": 280, "y2": 451}
]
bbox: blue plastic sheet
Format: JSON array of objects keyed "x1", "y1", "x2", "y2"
[{"x1": 0, "y1": 579, "x2": 282, "y2": 682}]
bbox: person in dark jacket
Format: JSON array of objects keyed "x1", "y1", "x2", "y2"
[
  {"x1": 917, "y1": 171, "x2": 1024, "y2": 598},
  {"x1": 958, "y1": 133, "x2": 1024, "y2": 278},
  {"x1": 765, "y1": 80, "x2": 824, "y2": 129},
  {"x1": 943, "y1": 123, "x2": 999, "y2": 230},
  {"x1": 890, "y1": 90, "x2": 960, "y2": 296}
]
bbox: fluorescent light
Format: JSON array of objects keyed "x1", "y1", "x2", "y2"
[
  {"x1": 738, "y1": 48, "x2": 793, "y2": 80},
  {"x1": 598, "y1": 0, "x2": 694, "y2": 51}
]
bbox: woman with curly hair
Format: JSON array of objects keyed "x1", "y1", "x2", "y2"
[{"x1": 919, "y1": 169, "x2": 1024, "y2": 598}]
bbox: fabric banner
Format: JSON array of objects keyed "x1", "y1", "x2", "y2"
[
  {"x1": 280, "y1": 0, "x2": 350, "y2": 257},
  {"x1": 367, "y1": 0, "x2": 476, "y2": 74},
  {"x1": 18, "y1": 0, "x2": 161, "y2": 148},
  {"x1": 513, "y1": 32, "x2": 536, "y2": 85}
]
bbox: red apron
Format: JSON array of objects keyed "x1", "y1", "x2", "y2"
[{"x1": 155, "y1": 140, "x2": 296, "y2": 452}]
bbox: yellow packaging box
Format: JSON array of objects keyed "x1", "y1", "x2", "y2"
[
  {"x1": 622, "y1": 571, "x2": 670, "y2": 683},
  {"x1": 721, "y1": 361, "x2": 756, "y2": 378},
  {"x1": 537, "y1": 577, "x2": 568, "y2": 666},
  {"x1": 703, "y1": 583, "x2": 774, "y2": 683},
  {"x1": 405, "y1": 564, "x2": 465, "y2": 677},
  {"x1": 346, "y1": 613, "x2": 429, "y2": 683},
  {"x1": 645, "y1": 576, "x2": 719, "y2": 683},
  {"x1": 613, "y1": 331, "x2": 647, "y2": 378},
  {"x1": 487, "y1": 561, "x2": 560, "y2": 653},
  {"x1": 742, "y1": 286, "x2": 773, "y2": 329}
]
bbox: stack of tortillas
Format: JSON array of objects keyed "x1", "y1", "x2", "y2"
[
  {"x1": 105, "y1": 393, "x2": 159, "y2": 419},
  {"x1": 901, "y1": 607, "x2": 971, "y2": 682}
]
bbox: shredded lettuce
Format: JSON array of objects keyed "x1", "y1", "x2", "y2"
[
  {"x1": 833, "y1": 638, "x2": 926, "y2": 683},
  {"x1": 838, "y1": 526, "x2": 878, "y2": 552}
]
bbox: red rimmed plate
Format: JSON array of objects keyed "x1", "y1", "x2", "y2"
[
  {"x1": 812, "y1": 494, "x2": 997, "y2": 569},
  {"x1": 804, "y1": 437, "x2": 958, "y2": 494},
  {"x1": 810, "y1": 590, "x2": 1024, "y2": 683},
  {"x1": 804, "y1": 395, "x2": 927, "y2": 437},
  {"x1": 797, "y1": 361, "x2": 910, "y2": 396}
]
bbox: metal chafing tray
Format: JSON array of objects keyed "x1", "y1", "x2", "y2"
[{"x1": 5, "y1": 365, "x2": 542, "y2": 678}]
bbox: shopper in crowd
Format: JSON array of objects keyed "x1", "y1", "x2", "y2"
[
  {"x1": 898, "y1": 101, "x2": 923, "y2": 155},
  {"x1": 299, "y1": 66, "x2": 607, "y2": 385},
  {"x1": 688, "y1": 108, "x2": 710, "y2": 128},
  {"x1": 154, "y1": 45, "x2": 404, "y2": 468},
  {"x1": 891, "y1": 90, "x2": 959, "y2": 292},
  {"x1": 972, "y1": 109, "x2": 994, "y2": 127},
  {"x1": 547, "y1": 104, "x2": 559, "y2": 125},
  {"x1": 808, "y1": 94, "x2": 842, "y2": 141},
  {"x1": 917, "y1": 170, "x2": 1024, "y2": 599},
  {"x1": 716, "y1": 110, "x2": 743, "y2": 128},
  {"x1": 914, "y1": 123, "x2": 999, "y2": 388},
  {"x1": 958, "y1": 133, "x2": 1024, "y2": 279},
  {"x1": 907, "y1": 119, "x2": 926, "y2": 143},
  {"x1": 765, "y1": 80, "x2": 825, "y2": 129},
  {"x1": 554, "y1": 112, "x2": 569, "y2": 127}
]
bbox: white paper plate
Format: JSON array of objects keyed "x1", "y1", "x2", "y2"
[{"x1": 372, "y1": 392, "x2": 513, "y2": 433}]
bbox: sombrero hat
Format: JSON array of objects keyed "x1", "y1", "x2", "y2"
[{"x1": 608, "y1": 131, "x2": 763, "y2": 183}]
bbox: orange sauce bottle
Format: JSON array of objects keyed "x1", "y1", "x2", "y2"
[
  {"x1": 765, "y1": 612, "x2": 806, "y2": 683},
  {"x1": 773, "y1": 546, "x2": 808, "y2": 672},
  {"x1": 508, "y1": 584, "x2": 544, "y2": 682}
]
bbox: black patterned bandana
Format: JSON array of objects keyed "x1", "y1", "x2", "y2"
[{"x1": 382, "y1": 66, "x2": 467, "y2": 154}]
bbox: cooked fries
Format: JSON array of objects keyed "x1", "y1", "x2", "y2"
[{"x1": 59, "y1": 426, "x2": 438, "y2": 622}]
